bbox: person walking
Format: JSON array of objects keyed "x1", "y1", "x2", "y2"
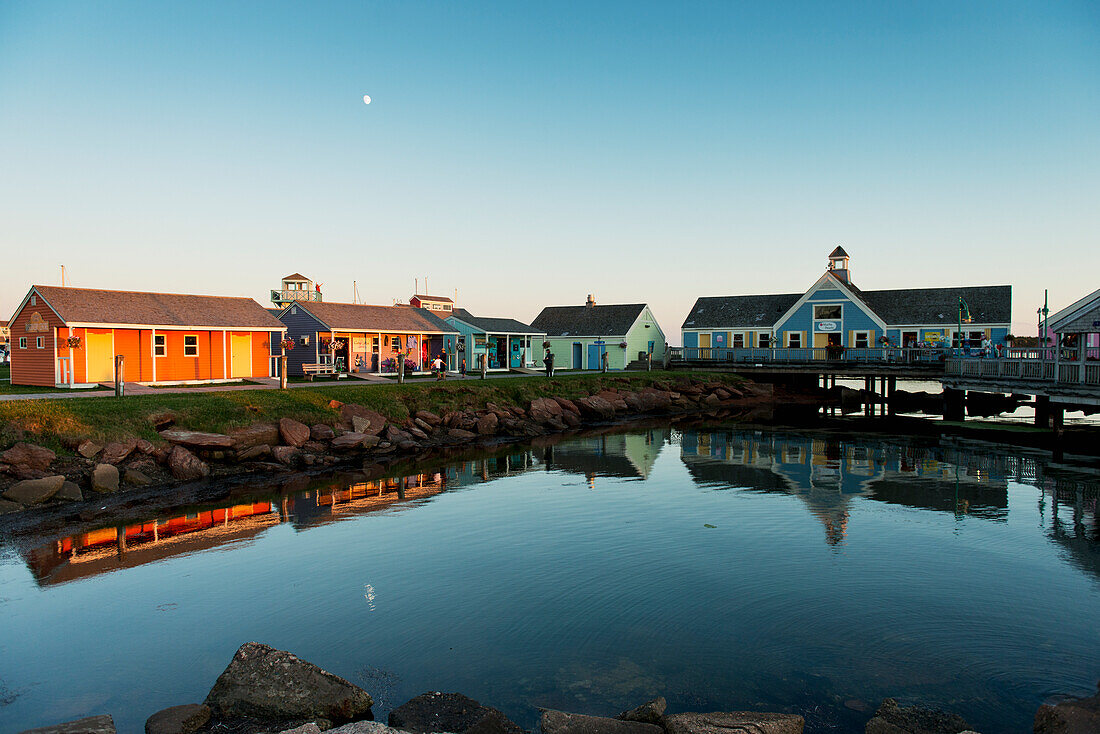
[
  {"x1": 544, "y1": 349, "x2": 554, "y2": 378},
  {"x1": 432, "y1": 356, "x2": 445, "y2": 380},
  {"x1": 460, "y1": 357, "x2": 467, "y2": 378}
]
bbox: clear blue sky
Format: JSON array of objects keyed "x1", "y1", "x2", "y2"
[{"x1": 2, "y1": 1, "x2": 1097, "y2": 339}]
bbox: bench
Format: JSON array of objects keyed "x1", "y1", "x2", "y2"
[{"x1": 302, "y1": 363, "x2": 342, "y2": 381}]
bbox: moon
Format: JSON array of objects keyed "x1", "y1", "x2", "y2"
[{"x1": 363, "y1": 95, "x2": 371, "y2": 104}]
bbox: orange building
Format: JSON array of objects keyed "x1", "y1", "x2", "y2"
[{"x1": 8, "y1": 285, "x2": 286, "y2": 387}]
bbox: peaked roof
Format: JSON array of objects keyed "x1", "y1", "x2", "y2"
[
  {"x1": 1049, "y1": 287, "x2": 1100, "y2": 332},
  {"x1": 531, "y1": 303, "x2": 647, "y2": 337},
  {"x1": 450, "y1": 308, "x2": 541, "y2": 334},
  {"x1": 282, "y1": 273, "x2": 310, "y2": 281},
  {"x1": 27, "y1": 286, "x2": 285, "y2": 329},
  {"x1": 291, "y1": 301, "x2": 457, "y2": 333},
  {"x1": 684, "y1": 284, "x2": 1011, "y2": 329},
  {"x1": 682, "y1": 293, "x2": 803, "y2": 329},
  {"x1": 829, "y1": 246, "x2": 849, "y2": 258},
  {"x1": 412, "y1": 294, "x2": 454, "y2": 303}
]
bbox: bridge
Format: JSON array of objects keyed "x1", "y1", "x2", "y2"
[{"x1": 669, "y1": 346, "x2": 1100, "y2": 427}]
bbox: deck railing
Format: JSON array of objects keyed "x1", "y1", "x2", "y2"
[
  {"x1": 271, "y1": 289, "x2": 322, "y2": 303},
  {"x1": 944, "y1": 356, "x2": 1099, "y2": 386},
  {"x1": 670, "y1": 346, "x2": 950, "y2": 365}
]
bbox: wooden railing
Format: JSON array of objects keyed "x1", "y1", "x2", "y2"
[
  {"x1": 271, "y1": 289, "x2": 322, "y2": 303},
  {"x1": 670, "y1": 346, "x2": 950, "y2": 365},
  {"x1": 944, "y1": 357, "x2": 1100, "y2": 387}
]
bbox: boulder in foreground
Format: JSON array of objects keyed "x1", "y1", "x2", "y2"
[
  {"x1": 863, "y1": 698, "x2": 970, "y2": 734},
  {"x1": 1034, "y1": 685, "x2": 1100, "y2": 734},
  {"x1": 618, "y1": 697, "x2": 667, "y2": 725},
  {"x1": 144, "y1": 703, "x2": 210, "y2": 734},
  {"x1": 3, "y1": 475, "x2": 65, "y2": 505},
  {"x1": 204, "y1": 642, "x2": 373, "y2": 726},
  {"x1": 17, "y1": 714, "x2": 116, "y2": 734},
  {"x1": 664, "y1": 711, "x2": 804, "y2": 734},
  {"x1": 540, "y1": 709, "x2": 663, "y2": 734},
  {"x1": 389, "y1": 692, "x2": 523, "y2": 734}
]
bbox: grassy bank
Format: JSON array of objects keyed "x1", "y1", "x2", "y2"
[{"x1": 0, "y1": 371, "x2": 742, "y2": 452}]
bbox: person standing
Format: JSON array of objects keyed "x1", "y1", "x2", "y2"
[
  {"x1": 460, "y1": 357, "x2": 467, "y2": 378},
  {"x1": 432, "y1": 356, "x2": 445, "y2": 380},
  {"x1": 544, "y1": 349, "x2": 554, "y2": 378}
]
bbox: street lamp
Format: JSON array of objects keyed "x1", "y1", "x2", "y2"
[{"x1": 957, "y1": 296, "x2": 972, "y2": 356}]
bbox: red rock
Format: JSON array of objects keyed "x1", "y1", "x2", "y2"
[
  {"x1": 331, "y1": 433, "x2": 370, "y2": 450},
  {"x1": 278, "y1": 418, "x2": 310, "y2": 447},
  {"x1": 168, "y1": 446, "x2": 209, "y2": 480},
  {"x1": 575, "y1": 396, "x2": 616, "y2": 420},
  {"x1": 135, "y1": 438, "x2": 156, "y2": 454},
  {"x1": 3, "y1": 475, "x2": 65, "y2": 504},
  {"x1": 339, "y1": 404, "x2": 387, "y2": 434},
  {"x1": 447, "y1": 428, "x2": 477, "y2": 441},
  {"x1": 476, "y1": 413, "x2": 499, "y2": 435},
  {"x1": 160, "y1": 430, "x2": 234, "y2": 449},
  {"x1": 414, "y1": 410, "x2": 442, "y2": 426},
  {"x1": 229, "y1": 423, "x2": 279, "y2": 449},
  {"x1": 528, "y1": 397, "x2": 564, "y2": 424},
  {"x1": 1, "y1": 442, "x2": 56, "y2": 479},
  {"x1": 310, "y1": 424, "x2": 336, "y2": 441},
  {"x1": 271, "y1": 446, "x2": 301, "y2": 466},
  {"x1": 552, "y1": 397, "x2": 581, "y2": 415},
  {"x1": 77, "y1": 440, "x2": 104, "y2": 459},
  {"x1": 101, "y1": 439, "x2": 138, "y2": 465}
]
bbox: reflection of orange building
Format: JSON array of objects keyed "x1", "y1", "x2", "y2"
[{"x1": 26, "y1": 503, "x2": 277, "y2": 586}]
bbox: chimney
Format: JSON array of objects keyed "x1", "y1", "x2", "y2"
[{"x1": 586, "y1": 294, "x2": 596, "y2": 309}]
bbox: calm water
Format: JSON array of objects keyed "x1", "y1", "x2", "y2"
[{"x1": 1, "y1": 425, "x2": 1099, "y2": 733}]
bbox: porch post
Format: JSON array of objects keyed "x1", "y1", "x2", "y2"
[
  {"x1": 151, "y1": 328, "x2": 157, "y2": 383},
  {"x1": 69, "y1": 328, "x2": 75, "y2": 386},
  {"x1": 223, "y1": 330, "x2": 228, "y2": 379}
]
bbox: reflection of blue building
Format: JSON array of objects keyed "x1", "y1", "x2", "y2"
[{"x1": 680, "y1": 428, "x2": 1009, "y2": 544}]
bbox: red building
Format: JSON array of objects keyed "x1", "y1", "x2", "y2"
[{"x1": 8, "y1": 285, "x2": 286, "y2": 387}]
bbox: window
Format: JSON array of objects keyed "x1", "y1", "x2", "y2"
[
  {"x1": 814, "y1": 304, "x2": 842, "y2": 320},
  {"x1": 392, "y1": 336, "x2": 402, "y2": 351},
  {"x1": 290, "y1": 306, "x2": 297, "y2": 315},
  {"x1": 969, "y1": 331, "x2": 984, "y2": 344},
  {"x1": 787, "y1": 332, "x2": 802, "y2": 348},
  {"x1": 732, "y1": 333, "x2": 744, "y2": 348},
  {"x1": 36, "y1": 336, "x2": 43, "y2": 349},
  {"x1": 443, "y1": 304, "x2": 452, "y2": 311},
  {"x1": 853, "y1": 331, "x2": 870, "y2": 348},
  {"x1": 30, "y1": 295, "x2": 36, "y2": 306},
  {"x1": 184, "y1": 335, "x2": 199, "y2": 356},
  {"x1": 154, "y1": 334, "x2": 166, "y2": 356},
  {"x1": 19, "y1": 336, "x2": 27, "y2": 349},
  {"x1": 372, "y1": 336, "x2": 379, "y2": 351},
  {"x1": 758, "y1": 333, "x2": 771, "y2": 349}
]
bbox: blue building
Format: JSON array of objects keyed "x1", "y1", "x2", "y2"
[
  {"x1": 682, "y1": 248, "x2": 1012, "y2": 354},
  {"x1": 445, "y1": 309, "x2": 545, "y2": 371}
]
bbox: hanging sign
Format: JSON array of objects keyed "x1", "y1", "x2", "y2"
[
  {"x1": 351, "y1": 336, "x2": 368, "y2": 353},
  {"x1": 815, "y1": 320, "x2": 840, "y2": 332}
]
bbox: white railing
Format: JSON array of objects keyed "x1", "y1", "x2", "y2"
[
  {"x1": 670, "y1": 346, "x2": 949, "y2": 365},
  {"x1": 945, "y1": 357, "x2": 1099, "y2": 387},
  {"x1": 271, "y1": 289, "x2": 322, "y2": 303}
]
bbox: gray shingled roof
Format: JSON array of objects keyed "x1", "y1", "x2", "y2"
[
  {"x1": 682, "y1": 294, "x2": 802, "y2": 329},
  {"x1": 450, "y1": 309, "x2": 541, "y2": 335},
  {"x1": 682, "y1": 285, "x2": 1011, "y2": 329},
  {"x1": 296, "y1": 301, "x2": 457, "y2": 333},
  {"x1": 531, "y1": 304, "x2": 646, "y2": 337},
  {"x1": 829, "y1": 246, "x2": 849, "y2": 258},
  {"x1": 32, "y1": 286, "x2": 285, "y2": 329},
  {"x1": 858, "y1": 285, "x2": 1011, "y2": 325}
]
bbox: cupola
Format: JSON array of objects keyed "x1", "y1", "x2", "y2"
[{"x1": 827, "y1": 246, "x2": 850, "y2": 283}]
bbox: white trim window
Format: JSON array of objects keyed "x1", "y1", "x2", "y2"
[
  {"x1": 732, "y1": 333, "x2": 745, "y2": 348},
  {"x1": 813, "y1": 304, "x2": 842, "y2": 320},
  {"x1": 36, "y1": 336, "x2": 44, "y2": 349},
  {"x1": 19, "y1": 336, "x2": 27, "y2": 349},
  {"x1": 787, "y1": 332, "x2": 802, "y2": 348},
  {"x1": 183, "y1": 335, "x2": 199, "y2": 357},
  {"x1": 154, "y1": 334, "x2": 167, "y2": 356},
  {"x1": 758, "y1": 333, "x2": 771, "y2": 349},
  {"x1": 853, "y1": 331, "x2": 871, "y2": 348}
]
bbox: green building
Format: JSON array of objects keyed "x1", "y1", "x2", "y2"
[{"x1": 530, "y1": 295, "x2": 667, "y2": 370}]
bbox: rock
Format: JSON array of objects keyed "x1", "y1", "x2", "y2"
[
  {"x1": 328, "y1": 724, "x2": 404, "y2": 734},
  {"x1": 341, "y1": 404, "x2": 387, "y2": 434},
  {"x1": 272, "y1": 446, "x2": 301, "y2": 466},
  {"x1": 639, "y1": 389, "x2": 672, "y2": 412},
  {"x1": 91, "y1": 463, "x2": 120, "y2": 493},
  {"x1": 1034, "y1": 686, "x2": 1100, "y2": 734},
  {"x1": 575, "y1": 396, "x2": 616, "y2": 420},
  {"x1": 145, "y1": 703, "x2": 211, "y2": 734},
  {"x1": 2, "y1": 442, "x2": 56, "y2": 479},
  {"x1": 57, "y1": 481, "x2": 84, "y2": 501},
  {"x1": 279, "y1": 418, "x2": 311, "y2": 447},
  {"x1": 407, "y1": 425, "x2": 430, "y2": 440},
  {"x1": 203, "y1": 642, "x2": 373, "y2": 725},
  {"x1": 527, "y1": 397, "x2": 564, "y2": 424},
  {"x1": 618, "y1": 698, "x2": 667, "y2": 725},
  {"x1": 541, "y1": 710, "x2": 663, "y2": 734},
  {"x1": 414, "y1": 410, "x2": 442, "y2": 426},
  {"x1": 864, "y1": 698, "x2": 970, "y2": 734},
  {"x1": 77, "y1": 440, "x2": 104, "y2": 459},
  {"x1": 18, "y1": 715, "x2": 116, "y2": 734},
  {"x1": 136, "y1": 438, "x2": 156, "y2": 454},
  {"x1": 328, "y1": 399, "x2": 345, "y2": 410},
  {"x1": 230, "y1": 424, "x2": 280, "y2": 450},
  {"x1": 703, "y1": 394, "x2": 720, "y2": 406},
  {"x1": 448, "y1": 428, "x2": 477, "y2": 441},
  {"x1": 596, "y1": 391, "x2": 629, "y2": 411},
  {"x1": 100, "y1": 439, "x2": 137, "y2": 465},
  {"x1": 311, "y1": 424, "x2": 336, "y2": 441},
  {"x1": 237, "y1": 444, "x2": 271, "y2": 461},
  {"x1": 664, "y1": 712, "x2": 803, "y2": 734},
  {"x1": 622, "y1": 392, "x2": 645, "y2": 413},
  {"x1": 553, "y1": 396, "x2": 581, "y2": 415},
  {"x1": 168, "y1": 446, "x2": 210, "y2": 481},
  {"x1": 148, "y1": 410, "x2": 177, "y2": 431},
  {"x1": 389, "y1": 692, "x2": 523, "y2": 734},
  {"x1": 476, "y1": 413, "x2": 499, "y2": 435},
  {"x1": 332, "y1": 433, "x2": 371, "y2": 451},
  {"x1": 0, "y1": 499, "x2": 23, "y2": 514},
  {"x1": 122, "y1": 468, "x2": 153, "y2": 486},
  {"x1": 561, "y1": 411, "x2": 582, "y2": 427},
  {"x1": 3, "y1": 475, "x2": 65, "y2": 505},
  {"x1": 413, "y1": 417, "x2": 435, "y2": 433},
  {"x1": 279, "y1": 725, "x2": 324, "y2": 734},
  {"x1": 159, "y1": 430, "x2": 235, "y2": 449}
]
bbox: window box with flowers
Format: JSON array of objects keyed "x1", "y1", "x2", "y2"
[
  {"x1": 280, "y1": 338, "x2": 296, "y2": 352},
  {"x1": 65, "y1": 335, "x2": 82, "y2": 349}
]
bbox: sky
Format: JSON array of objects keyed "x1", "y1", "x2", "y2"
[{"x1": 1, "y1": 1, "x2": 1097, "y2": 340}]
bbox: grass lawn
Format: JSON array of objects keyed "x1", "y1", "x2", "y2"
[{"x1": 0, "y1": 370, "x2": 741, "y2": 451}]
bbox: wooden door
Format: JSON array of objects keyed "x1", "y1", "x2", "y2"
[
  {"x1": 86, "y1": 330, "x2": 114, "y2": 383},
  {"x1": 231, "y1": 333, "x2": 252, "y2": 377}
]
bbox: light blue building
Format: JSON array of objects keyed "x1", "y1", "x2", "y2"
[
  {"x1": 682, "y1": 248, "x2": 1012, "y2": 353},
  {"x1": 445, "y1": 308, "x2": 544, "y2": 371}
]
